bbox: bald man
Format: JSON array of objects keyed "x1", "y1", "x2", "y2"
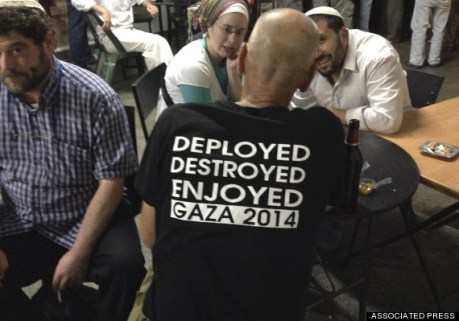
[{"x1": 135, "y1": 8, "x2": 346, "y2": 321}]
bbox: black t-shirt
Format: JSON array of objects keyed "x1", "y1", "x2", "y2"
[{"x1": 136, "y1": 101, "x2": 345, "y2": 321}]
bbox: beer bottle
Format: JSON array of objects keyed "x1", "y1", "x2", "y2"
[{"x1": 341, "y1": 119, "x2": 363, "y2": 213}]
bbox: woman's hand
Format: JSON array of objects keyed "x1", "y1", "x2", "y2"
[
  {"x1": 226, "y1": 52, "x2": 240, "y2": 75},
  {"x1": 226, "y1": 52, "x2": 243, "y2": 101}
]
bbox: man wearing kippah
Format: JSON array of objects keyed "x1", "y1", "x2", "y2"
[
  {"x1": 312, "y1": 0, "x2": 355, "y2": 28},
  {"x1": 0, "y1": 1, "x2": 145, "y2": 320},
  {"x1": 291, "y1": 6, "x2": 412, "y2": 134}
]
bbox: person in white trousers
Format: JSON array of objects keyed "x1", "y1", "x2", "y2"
[
  {"x1": 359, "y1": 0, "x2": 373, "y2": 31},
  {"x1": 72, "y1": 0, "x2": 173, "y2": 70},
  {"x1": 408, "y1": 0, "x2": 451, "y2": 67},
  {"x1": 312, "y1": 0, "x2": 354, "y2": 27}
]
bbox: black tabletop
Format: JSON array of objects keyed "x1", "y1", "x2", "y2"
[{"x1": 357, "y1": 131, "x2": 420, "y2": 215}]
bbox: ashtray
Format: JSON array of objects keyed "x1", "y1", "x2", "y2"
[{"x1": 419, "y1": 141, "x2": 459, "y2": 159}]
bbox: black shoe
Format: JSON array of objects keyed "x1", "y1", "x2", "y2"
[{"x1": 428, "y1": 62, "x2": 441, "y2": 68}]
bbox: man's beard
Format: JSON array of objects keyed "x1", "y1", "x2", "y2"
[
  {"x1": 317, "y1": 54, "x2": 343, "y2": 78},
  {"x1": 317, "y1": 39, "x2": 346, "y2": 78},
  {"x1": 1, "y1": 47, "x2": 51, "y2": 95}
]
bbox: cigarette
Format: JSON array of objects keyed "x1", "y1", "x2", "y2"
[{"x1": 57, "y1": 289, "x2": 62, "y2": 303}]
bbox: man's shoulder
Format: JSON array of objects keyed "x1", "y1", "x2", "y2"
[
  {"x1": 162, "y1": 101, "x2": 230, "y2": 118},
  {"x1": 350, "y1": 29, "x2": 397, "y2": 55},
  {"x1": 292, "y1": 106, "x2": 342, "y2": 128},
  {"x1": 59, "y1": 60, "x2": 117, "y2": 97}
]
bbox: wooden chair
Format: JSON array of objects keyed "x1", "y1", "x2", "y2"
[
  {"x1": 84, "y1": 11, "x2": 146, "y2": 84},
  {"x1": 406, "y1": 69, "x2": 444, "y2": 108},
  {"x1": 131, "y1": 62, "x2": 167, "y2": 141}
]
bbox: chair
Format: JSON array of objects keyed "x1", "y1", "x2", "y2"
[
  {"x1": 304, "y1": 131, "x2": 442, "y2": 319},
  {"x1": 131, "y1": 62, "x2": 167, "y2": 141},
  {"x1": 84, "y1": 11, "x2": 146, "y2": 84},
  {"x1": 133, "y1": 4, "x2": 153, "y2": 33},
  {"x1": 406, "y1": 69, "x2": 444, "y2": 108},
  {"x1": 156, "y1": 0, "x2": 193, "y2": 51}
]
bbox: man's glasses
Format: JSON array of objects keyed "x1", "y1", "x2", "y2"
[{"x1": 214, "y1": 22, "x2": 246, "y2": 39}]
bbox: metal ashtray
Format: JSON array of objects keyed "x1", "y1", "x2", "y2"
[{"x1": 419, "y1": 141, "x2": 459, "y2": 159}]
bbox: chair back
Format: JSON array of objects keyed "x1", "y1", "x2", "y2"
[
  {"x1": 84, "y1": 11, "x2": 145, "y2": 84},
  {"x1": 131, "y1": 62, "x2": 167, "y2": 140},
  {"x1": 406, "y1": 69, "x2": 444, "y2": 108}
]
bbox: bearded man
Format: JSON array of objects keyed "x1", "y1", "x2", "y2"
[
  {"x1": 0, "y1": 1, "x2": 145, "y2": 320},
  {"x1": 291, "y1": 6, "x2": 412, "y2": 134}
]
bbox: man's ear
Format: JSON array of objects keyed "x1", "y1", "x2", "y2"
[
  {"x1": 298, "y1": 64, "x2": 317, "y2": 92},
  {"x1": 339, "y1": 26, "x2": 348, "y2": 46},
  {"x1": 238, "y1": 42, "x2": 248, "y2": 75},
  {"x1": 44, "y1": 30, "x2": 57, "y2": 54}
]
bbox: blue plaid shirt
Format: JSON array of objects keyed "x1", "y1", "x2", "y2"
[{"x1": 0, "y1": 58, "x2": 138, "y2": 248}]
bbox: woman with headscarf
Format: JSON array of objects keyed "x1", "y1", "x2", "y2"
[{"x1": 155, "y1": 0, "x2": 250, "y2": 119}]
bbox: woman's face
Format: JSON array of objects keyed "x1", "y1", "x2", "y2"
[{"x1": 206, "y1": 12, "x2": 248, "y2": 64}]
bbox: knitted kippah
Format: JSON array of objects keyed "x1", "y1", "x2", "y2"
[
  {"x1": 0, "y1": 0, "x2": 45, "y2": 12},
  {"x1": 306, "y1": 6, "x2": 343, "y2": 21}
]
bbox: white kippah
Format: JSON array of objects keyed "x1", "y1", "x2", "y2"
[
  {"x1": 0, "y1": 0, "x2": 45, "y2": 12},
  {"x1": 306, "y1": 6, "x2": 343, "y2": 21},
  {"x1": 219, "y1": 3, "x2": 249, "y2": 22}
]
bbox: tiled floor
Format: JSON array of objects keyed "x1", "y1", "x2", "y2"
[{"x1": 61, "y1": 35, "x2": 459, "y2": 319}]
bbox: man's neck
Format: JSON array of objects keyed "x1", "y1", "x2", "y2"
[
  {"x1": 327, "y1": 73, "x2": 340, "y2": 86},
  {"x1": 238, "y1": 94, "x2": 289, "y2": 109},
  {"x1": 21, "y1": 63, "x2": 55, "y2": 105}
]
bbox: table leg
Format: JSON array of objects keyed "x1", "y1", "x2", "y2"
[{"x1": 400, "y1": 200, "x2": 443, "y2": 311}]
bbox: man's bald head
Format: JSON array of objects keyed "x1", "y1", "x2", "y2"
[{"x1": 241, "y1": 8, "x2": 319, "y2": 105}]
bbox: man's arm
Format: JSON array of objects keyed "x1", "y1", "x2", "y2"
[
  {"x1": 52, "y1": 177, "x2": 124, "y2": 291},
  {"x1": 141, "y1": 0, "x2": 159, "y2": 16},
  {"x1": 90, "y1": 3, "x2": 112, "y2": 31},
  {"x1": 290, "y1": 87, "x2": 320, "y2": 110},
  {"x1": 342, "y1": 55, "x2": 408, "y2": 134},
  {"x1": 71, "y1": 0, "x2": 112, "y2": 30},
  {"x1": 139, "y1": 202, "x2": 156, "y2": 249}
]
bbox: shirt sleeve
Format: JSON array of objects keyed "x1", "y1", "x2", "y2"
[
  {"x1": 92, "y1": 95, "x2": 138, "y2": 179},
  {"x1": 179, "y1": 84, "x2": 212, "y2": 104},
  {"x1": 345, "y1": 54, "x2": 407, "y2": 134},
  {"x1": 71, "y1": 0, "x2": 96, "y2": 12},
  {"x1": 290, "y1": 88, "x2": 319, "y2": 109}
]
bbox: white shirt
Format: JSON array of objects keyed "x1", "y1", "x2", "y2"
[
  {"x1": 72, "y1": 0, "x2": 145, "y2": 28},
  {"x1": 291, "y1": 29, "x2": 412, "y2": 134},
  {"x1": 156, "y1": 39, "x2": 228, "y2": 119}
]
